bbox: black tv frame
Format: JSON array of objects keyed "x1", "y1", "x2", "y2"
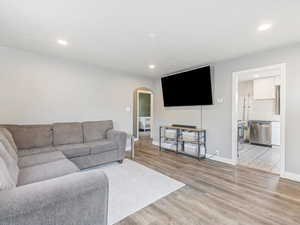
[{"x1": 161, "y1": 65, "x2": 213, "y2": 107}]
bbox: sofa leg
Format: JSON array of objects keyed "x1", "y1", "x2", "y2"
[{"x1": 118, "y1": 160, "x2": 124, "y2": 164}]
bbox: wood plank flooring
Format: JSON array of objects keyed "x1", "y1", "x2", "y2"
[{"x1": 118, "y1": 139, "x2": 300, "y2": 225}]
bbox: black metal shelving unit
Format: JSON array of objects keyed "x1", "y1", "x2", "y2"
[{"x1": 159, "y1": 126, "x2": 207, "y2": 160}]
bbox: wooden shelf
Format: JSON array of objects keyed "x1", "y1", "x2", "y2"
[
  {"x1": 177, "y1": 139, "x2": 205, "y2": 144},
  {"x1": 162, "y1": 125, "x2": 205, "y2": 132},
  {"x1": 159, "y1": 126, "x2": 207, "y2": 160}
]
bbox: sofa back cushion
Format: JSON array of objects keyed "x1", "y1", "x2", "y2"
[
  {"x1": 0, "y1": 142, "x2": 19, "y2": 185},
  {"x1": 0, "y1": 156, "x2": 16, "y2": 191},
  {"x1": 82, "y1": 120, "x2": 113, "y2": 142},
  {"x1": 53, "y1": 123, "x2": 83, "y2": 146},
  {"x1": 3, "y1": 125, "x2": 53, "y2": 149},
  {"x1": 0, "y1": 129, "x2": 18, "y2": 161}
]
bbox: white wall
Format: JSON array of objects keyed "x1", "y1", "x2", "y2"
[
  {"x1": 0, "y1": 46, "x2": 154, "y2": 133},
  {"x1": 154, "y1": 43, "x2": 300, "y2": 175},
  {"x1": 2, "y1": 44, "x2": 300, "y2": 176}
]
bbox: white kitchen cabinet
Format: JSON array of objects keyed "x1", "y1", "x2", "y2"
[
  {"x1": 272, "y1": 121, "x2": 280, "y2": 146},
  {"x1": 253, "y1": 77, "x2": 275, "y2": 100}
]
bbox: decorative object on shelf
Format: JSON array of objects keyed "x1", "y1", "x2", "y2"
[{"x1": 159, "y1": 125, "x2": 207, "y2": 160}]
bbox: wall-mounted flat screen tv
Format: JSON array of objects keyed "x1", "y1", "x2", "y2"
[{"x1": 161, "y1": 65, "x2": 213, "y2": 107}]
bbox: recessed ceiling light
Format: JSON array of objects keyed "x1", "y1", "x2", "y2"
[
  {"x1": 57, "y1": 39, "x2": 69, "y2": 46},
  {"x1": 148, "y1": 64, "x2": 156, "y2": 69},
  {"x1": 258, "y1": 23, "x2": 272, "y2": 31},
  {"x1": 148, "y1": 33, "x2": 157, "y2": 38},
  {"x1": 254, "y1": 74, "x2": 260, "y2": 78}
]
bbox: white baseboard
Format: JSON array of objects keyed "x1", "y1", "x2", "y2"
[
  {"x1": 281, "y1": 172, "x2": 300, "y2": 182},
  {"x1": 152, "y1": 141, "x2": 300, "y2": 182},
  {"x1": 206, "y1": 154, "x2": 236, "y2": 165},
  {"x1": 152, "y1": 141, "x2": 235, "y2": 165}
]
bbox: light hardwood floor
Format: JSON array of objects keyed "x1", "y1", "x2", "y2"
[{"x1": 118, "y1": 139, "x2": 300, "y2": 225}]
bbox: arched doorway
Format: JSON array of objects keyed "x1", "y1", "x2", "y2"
[{"x1": 133, "y1": 87, "x2": 154, "y2": 140}]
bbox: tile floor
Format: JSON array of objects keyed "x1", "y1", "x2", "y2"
[
  {"x1": 238, "y1": 143, "x2": 280, "y2": 173},
  {"x1": 139, "y1": 131, "x2": 151, "y2": 137}
]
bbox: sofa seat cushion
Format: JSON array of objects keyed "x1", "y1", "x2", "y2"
[
  {"x1": 55, "y1": 143, "x2": 90, "y2": 158},
  {"x1": 18, "y1": 159, "x2": 79, "y2": 186},
  {"x1": 88, "y1": 140, "x2": 118, "y2": 155},
  {"x1": 18, "y1": 151, "x2": 66, "y2": 169},
  {"x1": 53, "y1": 123, "x2": 83, "y2": 146},
  {"x1": 82, "y1": 121, "x2": 113, "y2": 142},
  {"x1": 17, "y1": 147, "x2": 56, "y2": 157}
]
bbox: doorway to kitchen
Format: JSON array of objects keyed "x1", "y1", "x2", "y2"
[
  {"x1": 132, "y1": 88, "x2": 154, "y2": 145},
  {"x1": 232, "y1": 64, "x2": 286, "y2": 175}
]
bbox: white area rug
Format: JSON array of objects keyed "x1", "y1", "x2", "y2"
[{"x1": 94, "y1": 159, "x2": 185, "y2": 225}]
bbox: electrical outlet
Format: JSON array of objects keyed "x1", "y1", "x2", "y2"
[
  {"x1": 215, "y1": 150, "x2": 220, "y2": 156},
  {"x1": 216, "y1": 98, "x2": 224, "y2": 104}
]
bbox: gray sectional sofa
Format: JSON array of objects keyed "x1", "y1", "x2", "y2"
[{"x1": 0, "y1": 120, "x2": 127, "y2": 225}]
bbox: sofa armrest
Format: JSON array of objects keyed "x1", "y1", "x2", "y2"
[
  {"x1": 0, "y1": 170, "x2": 108, "y2": 225},
  {"x1": 107, "y1": 129, "x2": 127, "y2": 160}
]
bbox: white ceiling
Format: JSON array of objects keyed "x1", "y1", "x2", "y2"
[{"x1": 0, "y1": 0, "x2": 300, "y2": 77}]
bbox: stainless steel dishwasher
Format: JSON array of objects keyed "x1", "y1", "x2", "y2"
[{"x1": 249, "y1": 121, "x2": 272, "y2": 146}]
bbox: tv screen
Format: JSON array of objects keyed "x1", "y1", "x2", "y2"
[{"x1": 161, "y1": 66, "x2": 213, "y2": 106}]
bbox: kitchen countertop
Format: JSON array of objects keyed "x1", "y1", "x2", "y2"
[{"x1": 248, "y1": 120, "x2": 272, "y2": 123}]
